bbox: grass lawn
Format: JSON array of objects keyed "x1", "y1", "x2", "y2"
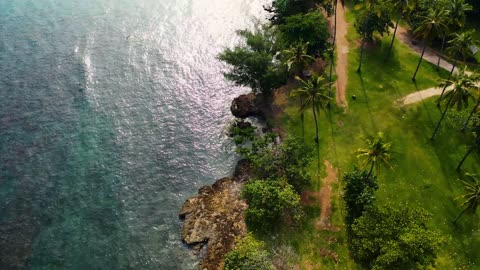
[{"x1": 273, "y1": 6, "x2": 480, "y2": 270}]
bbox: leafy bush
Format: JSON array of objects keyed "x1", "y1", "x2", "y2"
[
  {"x1": 343, "y1": 168, "x2": 378, "y2": 227},
  {"x1": 238, "y1": 135, "x2": 314, "y2": 191},
  {"x1": 350, "y1": 205, "x2": 446, "y2": 270},
  {"x1": 242, "y1": 179, "x2": 301, "y2": 232},
  {"x1": 224, "y1": 234, "x2": 274, "y2": 270}
]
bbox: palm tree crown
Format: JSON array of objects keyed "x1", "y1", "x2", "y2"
[
  {"x1": 290, "y1": 74, "x2": 331, "y2": 143},
  {"x1": 356, "y1": 132, "x2": 393, "y2": 177},
  {"x1": 282, "y1": 42, "x2": 315, "y2": 76},
  {"x1": 446, "y1": 30, "x2": 479, "y2": 63},
  {"x1": 454, "y1": 173, "x2": 480, "y2": 223},
  {"x1": 439, "y1": 67, "x2": 478, "y2": 110}
]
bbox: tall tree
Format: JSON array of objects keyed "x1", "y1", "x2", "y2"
[
  {"x1": 356, "y1": 132, "x2": 393, "y2": 178},
  {"x1": 385, "y1": 0, "x2": 413, "y2": 61},
  {"x1": 354, "y1": 5, "x2": 393, "y2": 72},
  {"x1": 457, "y1": 125, "x2": 480, "y2": 170},
  {"x1": 461, "y1": 71, "x2": 480, "y2": 131},
  {"x1": 281, "y1": 42, "x2": 316, "y2": 76},
  {"x1": 454, "y1": 174, "x2": 480, "y2": 223},
  {"x1": 412, "y1": 7, "x2": 448, "y2": 81},
  {"x1": 432, "y1": 68, "x2": 477, "y2": 140},
  {"x1": 437, "y1": 0, "x2": 472, "y2": 70},
  {"x1": 290, "y1": 74, "x2": 331, "y2": 144},
  {"x1": 438, "y1": 30, "x2": 479, "y2": 104}
]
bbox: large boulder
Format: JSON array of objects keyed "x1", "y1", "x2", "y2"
[
  {"x1": 179, "y1": 177, "x2": 248, "y2": 270},
  {"x1": 230, "y1": 93, "x2": 264, "y2": 119}
]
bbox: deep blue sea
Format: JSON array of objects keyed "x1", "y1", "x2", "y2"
[{"x1": 0, "y1": 0, "x2": 267, "y2": 269}]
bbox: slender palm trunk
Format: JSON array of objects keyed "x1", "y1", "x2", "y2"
[
  {"x1": 437, "y1": 59, "x2": 457, "y2": 106},
  {"x1": 386, "y1": 15, "x2": 401, "y2": 61},
  {"x1": 461, "y1": 99, "x2": 480, "y2": 132},
  {"x1": 453, "y1": 206, "x2": 469, "y2": 224},
  {"x1": 329, "y1": 53, "x2": 334, "y2": 99},
  {"x1": 431, "y1": 95, "x2": 454, "y2": 140},
  {"x1": 333, "y1": 0, "x2": 337, "y2": 45},
  {"x1": 412, "y1": 42, "x2": 427, "y2": 81},
  {"x1": 357, "y1": 38, "x2": 365, "y2": 73},
  {"x1": 329, "y1": 0, "x2": 337, "y2": 99},
  {"x1": 312, "y1": 98, "x2": 319, "y2": 144},
  {"x1": 457, "y1": 134, "x2": 480, "y2": 171},
  {"x1": 437, "y1": 35, "x2": 446, "y2": 71},
  {"x1": 300, "y1": 98, "x2": 305, "y2": 140},
  {"x1": 367, "y1": 162, "x2": 375, "y2": 178}
]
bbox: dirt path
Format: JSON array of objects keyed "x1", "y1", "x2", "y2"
[
  {"x1": 301, "y1": 160, "x2": 339, "y2": 231},
  {"x1": 316, "y1": 160, "x2": 339, "y2": 230},
  {"x1": 331, "y1": 2, "x2": 349, "y2": 108}
]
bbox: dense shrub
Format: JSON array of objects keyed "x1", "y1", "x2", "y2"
[{"x1": 224, "y1": 234, "x2": 274, "y2": 270}]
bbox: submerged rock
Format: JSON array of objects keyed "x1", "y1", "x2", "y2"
[{"x1": 179, "y1": 175, "x2": 248, "y2": 270}]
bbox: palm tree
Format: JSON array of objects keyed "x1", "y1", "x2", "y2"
[
  {"x1": 385, "y1": 0, "x2": 412, "y2": 61},
  {"x1": 461, "y1": 72, "x2": 480, "y2": 131},
  {"x1": 355, "y1": 0, "x2": 386, "y2": 73},
  {"x1": 282, "y1": 42, "x2": 316, "y2": 76},
  {"x1": 453, "y1": 174, "x2": 480, "y2": 223},
  {"x1": 432, "y1": 68, "x2": 476, "y2": 140},
  {"x1": 356, "y1": 132, "x2": 392, "y2": 178},
  {"x1": 437, "y1": 0, "x2": 472, "y2": 70},
  {"x1": 290, "y1": 74, "x2": 331, "y2": 144},
  {"x1": 438, "y1": 30, "x2": 479, "y2": 104},
  {"x1": 457, "y1": 129, "x2": 480, "y2": 170},
  {"x1": 412, "y1": 7, "x2": 449, "y2": 81}
]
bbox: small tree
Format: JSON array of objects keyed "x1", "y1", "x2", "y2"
[
  {"x1": 354, "y1": 7, "x2": 393, "y2": 72},
  {"x1": 454, "y1": 173, "x2": 480, "y2": 223},
  {"x1": 350, "y1": 205, "x2": 445, "y2": 270},
  {"x1": 343, "y1": 168, "x2": 378, "y2": 227},
  {"x1": 356, "y1": 132, "x2": 393, "y2": 178},
  {"x1": 224, "y1": 234, "x2": 274, "y2": 270},
  {"x1": 278, "y1": 11, "x2": 330, "y2": 54},
  {"x1": 218, "y1": 27, "x2": 288, "y2": 96},
  {"x1": 242, "y1": 179, "x2": 300, "y2": 232}
]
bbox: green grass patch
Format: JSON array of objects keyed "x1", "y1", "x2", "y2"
[{"x1": 275, "y1": 7, "x2": 480, "y2": 270}]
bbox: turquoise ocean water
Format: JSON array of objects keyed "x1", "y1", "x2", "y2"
[{"x1": 0, "y1": 0, "x2": 266, "y2": 269}]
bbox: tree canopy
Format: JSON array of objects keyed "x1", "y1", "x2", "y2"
[{"x1": 350, "y1": 205, "x2": 445, "y2": 270}]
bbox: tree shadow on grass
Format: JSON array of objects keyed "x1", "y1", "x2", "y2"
[{"x1": 356, "y1": 72, "x2": 377, "y2": 132}]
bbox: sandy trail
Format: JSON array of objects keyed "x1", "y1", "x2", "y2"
[
  {"x1": 316, "y1": 160, "x2": 339, "y2": 231},
  {"x1": 331, "y1": 2, "x2": 349, "y2": 108}
]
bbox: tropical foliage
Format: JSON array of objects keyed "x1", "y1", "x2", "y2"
[{"x1": 350, "y1": 205, "x2": 445, "y2": 270}]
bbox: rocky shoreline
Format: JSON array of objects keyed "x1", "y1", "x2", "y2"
[{"x1": 178, "y1": 117, "x2": 255, "y2": 270}]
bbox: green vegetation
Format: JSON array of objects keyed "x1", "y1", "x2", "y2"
[
  {"x1": 290, "y1": 75, "x2": 331, "y2": 144},
  {"x1": 218, "y1": 27, "x2": 287, "y2": 96},
  {"x1": 219, "y1": 0, "x2": 480, "y2": 269},
  {"x1": 343, "y1": 168, "x2": 378, "y2": 226},
  {"x1": 454, "y1": 173, "x2": 480, "y2": 223},
  {"x1": 278, "y1": 11, "x2": 330, "y2": 54},
  {"x1": 350, "y1": 205, "x2": 445, "y2": 270},
  {"x1": 224, "y1": 234, "x2": 274, "y2": 270}
]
